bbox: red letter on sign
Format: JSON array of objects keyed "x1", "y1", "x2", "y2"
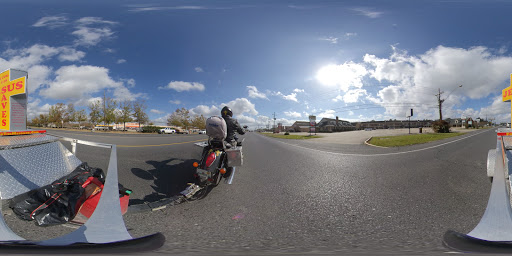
[
  {"x1": 0, "y1": 94, "x2": 6, "y2": 102},
  {"x1": 1, "y1": 119, "x2": 6, "y2": 126},
  {"x1": 15, "y1": 81, "x2": 22, "y2": 90},
  {"x1": 1, "y1": 111, "x2": 5, "y2": 118}
]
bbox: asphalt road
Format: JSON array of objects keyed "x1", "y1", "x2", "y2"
[{"x1": 3, "y1": 128, "x2": 496, "y2": 255}]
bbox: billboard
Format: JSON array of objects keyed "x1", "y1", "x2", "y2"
[{"x1": 0, "y1": 69, "x2": 28, "y2": 131}]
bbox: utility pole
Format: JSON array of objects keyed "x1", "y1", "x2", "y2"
[
  {"x1": 273, "y1": 112, "x2": 276, "y2": 132},
  {"x1": 436, "y1": 88, "x2": 444, "y2": 121},
  {"x1": 103, "y1": 90, "x2": 106, "y2": 126}
]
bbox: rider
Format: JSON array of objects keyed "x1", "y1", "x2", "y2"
[{"x1": 221, "y1": 106, "x2": 245, "y2": 148}]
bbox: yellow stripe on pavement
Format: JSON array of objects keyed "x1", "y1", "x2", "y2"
[{"x1": 117, "y1": 139, "x2": 206, "y2": 148}]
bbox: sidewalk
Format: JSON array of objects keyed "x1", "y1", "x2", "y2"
[{"x1": 289, "y1": 127, "x2": 477, "y2": 145}]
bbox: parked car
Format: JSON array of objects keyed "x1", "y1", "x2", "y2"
[
  {"x1": 93, "y1": 126, "x2": 109, "y2": 131},
  {"x1": 158, "y1": 128, "x2": 176, "y2": 134},
  {"x1": 198, "y1": 130, "x2": 206, "y2": 134}
]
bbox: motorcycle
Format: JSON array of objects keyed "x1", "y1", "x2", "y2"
[{"x1": 190, "y1": 137, "x2": 244, "y2": 199}]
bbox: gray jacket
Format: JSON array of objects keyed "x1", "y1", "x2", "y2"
[{"x1": 223, "y1": 116, "x2": 245, "y2": 142}]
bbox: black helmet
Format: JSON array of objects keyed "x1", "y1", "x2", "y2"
[{"x1": 221, "y1": 106, "x2": 232, "y2": 117}]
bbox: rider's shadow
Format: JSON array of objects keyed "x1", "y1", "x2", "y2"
[{"x1": 129, "y1": 158, "x2": 198, "y2": 205}]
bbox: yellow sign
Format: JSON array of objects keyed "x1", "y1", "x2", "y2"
[
  {"x1": 0, "y1": 130, "x2": 45, "y2": 136},
  {"x1": 0, "y1": 69, "x2": 26, "y2": 131}
]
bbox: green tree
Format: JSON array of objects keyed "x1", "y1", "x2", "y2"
[
  {"x1": 64, "y1": 103, "x2": 76, "y2": 125},
  {"x1": 89, "y1": 99, "x2": 102, "y2": 126},
  {"x1": 39, "y1": 114, "x2": 49, "y2": 127},
  {"x1": 102, "y1": 94, "x2": 117, "y2": 126},
  {"x1": 75, "y1": 109, "x2": 88, "y2": 128},
  {"x1": 167, "y1": 108, "x2": 191, "y2": 129},
  {"x1": 133, "y1": 100, "x2": 148, "y2": 128},
  {"x1": 191, "y1": 114, "x2": 206, "y2": 130},
  {"x1": 30, "y1": 116, "x2": 41, "y2": 127},
  {"x1": 118, "y1": 100, "x2": 133, "y2": 130},
  {"x1": 49, "y1": 103, "x2": 66, "y2": 127}
]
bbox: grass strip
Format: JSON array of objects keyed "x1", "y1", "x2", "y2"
[
  {"x1": 368, "y1": 132, "x2": 464, "y2": 147},
  {"x1": 261, "y1": 133, "x2": 322, "y2": 139}
]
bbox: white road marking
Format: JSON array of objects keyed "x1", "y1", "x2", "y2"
[{"x1": 258, "y1": 129, "x2": 492, "y2": 157}]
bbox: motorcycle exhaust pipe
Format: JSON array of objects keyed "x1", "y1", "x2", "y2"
[{"x1": 224, "y1": 167, "x2": 236, "y2": 184}]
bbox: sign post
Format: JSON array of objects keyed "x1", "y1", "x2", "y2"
[
  {"x1": 0, "y1": 69, "x2": 45, "y2": 136},
  {"x1": 309, "y1": 115, "x2": 316, "y2": 136}
]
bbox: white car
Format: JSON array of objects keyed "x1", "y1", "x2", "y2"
[
  {"x1": 198, "y1": 130, "x2": 206, "y2": 134},
  {"x1": 159, "y1": 128, "x2": 176, "y2": 134}
]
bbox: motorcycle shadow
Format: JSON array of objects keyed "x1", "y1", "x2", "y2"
[{"x1": 129, "y1": 158, "x2": 199, "y2": 205}]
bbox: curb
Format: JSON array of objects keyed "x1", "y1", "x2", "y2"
[{"x1": 364, "y1": 136, "x2": 389, "y2": 148}]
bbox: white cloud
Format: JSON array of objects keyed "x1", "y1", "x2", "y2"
[
  {"x1": 72, "y1": 17, "x2": 118, "y2": 46},
  {"x1": 39, "y1": 65, "x2": 125, "y2": 102},
  {"x1": 221, "y1": 98, "x2": 258, "y2": 116},
  {"x1": 150, "y1": 109, "x2": 164, "y2": 114},
  {"x1": 27, "y1": 98, "x2": 51, "y2": 121},
  {"x1": 317, "y1": 109, "x2": 336, "y2": 119},
  {"x1": 72, "y1": 27, "x2": 115, "y2": 46},
  {"x1": 129, "y1": 6, "x2": 210, "y2": 12},
  {"x1": 152, "y1": 114, "x2": 171, "y2": 126},
  {"x1": 343, "y1": 89, "x2": 367, "y2": 103},
  {"x1": 235, "y1": 114, "x2": 256, "y2": 124},
  {"x1": 332, "y1": 95, "x2": 343, "y2": 102},
  {"x1": 345, "y1": 32, "x2": 357, "y2": 38},
  {"x1": 195, "y1": 67, "x2": 204, "y2": 72},
  {"x1": 0, "y1": 44, "x2": 86, "y2": 94},
  {"x1": 473, "y1": 96, "x2": 510, "y2": 122},
  {"x1": 276, "y1": 92, "x2": 298, "y2": 102},
  {"x1": 364, "y1": 45, "x2": 512, "y2": 119},
  {"x1": 316, "y1": 62, "x2": 368, "y2": 91},
  {"x1": 117, "y1": 59, "x2": 126, "y2": 64},
  {"x1": 293, "y1": 88, "x2": 305, "y2": 93},
  {"x1": 57, "y1": 47, "x2": 86, "y2": 62},
  {"x1": 32, "y1": 15, "x2": 68, "y2": 29},
  {"x1": 284, "y1": 111, "x2": 302, "y2": 118},
  {"x1": 319, "y1": 37, "x2": 338, "y2": 44},
  {"x1": 123, "y1": 78, "x2": 136, "y2": 87},
  {"x1": 169, "y1": 100, "x2": 181, "y2": 104},
  {"x1": 247, "y1": 85, "x2": 268, "y2": 99},
  {"x1": 2, "y1": 44, "x2": 60, "y2": 68},
  {"x1": 112, "y1": 85, "x2": 147, "y2": 102},
  {"x1": 76, "y1": 17, "x2": 118, "y2": 26},
  {"x1": 190, "y1": 105, "x2": 220, "y2": 117},
  {"x1": 189, "y1": 98, "x2": 258, "y2": 119},
  {"x1": 351, "y1": 8, "x2": 383, "y2": 18},
  {"x1": 159, "y1": 81, "x2": 205, "y2": 92}
]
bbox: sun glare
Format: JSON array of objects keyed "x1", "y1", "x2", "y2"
[{"x1": 316, "y1": 65, "x2": 339, "y2": 86}]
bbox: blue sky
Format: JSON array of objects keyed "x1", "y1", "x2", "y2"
[{"x1": 2, "y1": 0, "x2": 512, "y2": 128}]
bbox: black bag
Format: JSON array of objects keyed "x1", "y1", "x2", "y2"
[{"x1": 9, "y1": 162, "x2": 105, "y2": 226}]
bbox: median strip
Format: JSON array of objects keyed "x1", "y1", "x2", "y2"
[{"x1": 367, "y1": 132, "x2": 465, "y2": 147}]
